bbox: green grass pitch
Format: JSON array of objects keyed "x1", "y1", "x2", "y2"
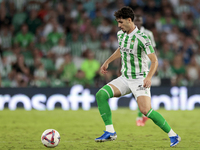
[{"x1": 0, "y1": 108, "x2": 200, "y2": 150}]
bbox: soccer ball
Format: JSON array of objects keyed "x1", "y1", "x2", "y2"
[{"x1": 41, "y1": 129, "x2": 60, "y2": 148}]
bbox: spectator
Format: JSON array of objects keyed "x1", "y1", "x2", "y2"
[
  {"x1": 14, "y1": 24, "x2": 34, "y2": 48},
  {"x1": 68, "y1": 32, "x2": 86, "y2": 57},
  {"x1": 0, "y1": 25, "x2": 13, "y2": 50},
  {"x1": 12, "y1": 55, "x2": 30, "y2": 87},
  {"x1": 143, "y1": 0, "x2": 159, "y2": 16},
  {"x1": 158, "y1": 59, "x2": 175, "y2": 86},
  {"x1": 59, "y1": 53, "x2": 77, "y2": 84},
  {"x1": 85, "y1": 27, "x2": 101, "y2": 51},
  {"x1": 34, "y1": 63, "x2": 47, "y2": 81},
  {"x1": 50, "y1": 38, "x2": 70, "y2": 59},
  {"x1": 95, "y1": 40, "x2": 112, "y2": 65},
  {"x1": 186, "y1": 56, "x2": 199, "y2": 86},
  {"x1": 56, "y1": 3, "x2": 65, "y2": 25},
  {"x1": 0, "y1": 56, "x2": 12, "y2": 79},
  {"x1": 171, "y1": 54, "x2": 186, "y2": 85},
  {"x1": 81, "y1": 50, "x2": 100, "y2": 82},
  {"x1": 26, "y1": 10, "x2": 42, "y2": 34},
  {"x1": 36, "y1": 36, "x2": 51, "y2": 57},
  {"x1": 12, "y1": 8, "x2": 28, "y2": 33},
  {"x1": 159, "y1": 43, "x2": 175, "y2": 63},
  {"x1": 47, "y1": 23, "x2": 63, "y2": 46},
  {"x1": 97, "y1": 18, "x2": 112, "y2": 40},
  {"x1": 0, "y1": 7, "x2": 11, "y2": 29},
  {"x1": 69, "y1": 70, "x2": 89, "y2": 87}
]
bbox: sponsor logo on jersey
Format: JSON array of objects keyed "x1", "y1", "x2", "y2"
[{"x1": 119, "y1": 46, "x2": 133, "y2": 53}]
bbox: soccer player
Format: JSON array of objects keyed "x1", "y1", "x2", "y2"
[
  {"x1": 134, "y1": 14, "x2": 156, "y2": 126},
  {"x1": 95, "y1": 6, "x2": 181, "y2": 147}
]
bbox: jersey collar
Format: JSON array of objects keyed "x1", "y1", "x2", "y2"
[{"x1": 127, "y1": 26, "x2": 138, "y2": 36}]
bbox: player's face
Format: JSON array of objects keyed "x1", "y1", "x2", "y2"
[{"x1": 117, "y1": 18, "x2": 132, "y2": 33}]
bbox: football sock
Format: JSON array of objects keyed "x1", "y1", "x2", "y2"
[
  {"x1": 168, "y1": 129, "x2": 177, "y2": 137},
  {"x1": 146, "y1": 108, "x2": 171, "y2": 133},
  {"x1": 106, "y1": 125, "x2": 115, "y2": 133},
  {"x1": 96, "y1": 85, "x2": 114, "y2": 126},
  {"x1": 137, "y1": 107, "x2": 143, "y2": 118}
]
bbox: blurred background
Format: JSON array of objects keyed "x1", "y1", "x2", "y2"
[{"x1": 0, "y1": 0, "x2": 200, "y2": 88}]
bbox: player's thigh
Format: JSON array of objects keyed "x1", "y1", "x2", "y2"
[
  {"x1": 128, "y1": 78, "x2": 151, "y2": 114},
  {"x1": 108, "y1": 76, "x2": 131, "y2": 97}
]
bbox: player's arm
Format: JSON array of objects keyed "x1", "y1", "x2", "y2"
[
  {"x1": 143, "y1": 53, "x2": 158, "y2": 88},
  {"x1": 101, "y1": 48, "x2": 121, "y2": 74}
]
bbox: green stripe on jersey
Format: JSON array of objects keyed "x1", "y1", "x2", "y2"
[
  {"x1": 143, "y1": 72, "x2": 146, "y2": 78},
  {"x1": 123, "y1": 52, "x2": 128, "y2": 78},
  {"x1": 124, "y1": 35, "x2": 129, "y2": 48},
  {"x1": 120, "y1": 51, "x2": 124, "y2": 77},
  {"x1": 137, "y1": 41, "x2": 142, "y2": 73},
  {"x1": 119, "y1": 34, "x2": 125, "y2": 46},
  {"x1": 149, "y1": 45, "x2": 154, "y2": 53},
  {"x1": 130, "y1": 54, "x2": 136, "y2": 79}
]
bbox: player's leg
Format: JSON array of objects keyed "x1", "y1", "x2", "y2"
[
  {"x1": 129, "y1": 78, "x2": 180, "y2": 147},
  {"x1": 95, "y1": 76, "x2": 130, "y2": 142},
  {"x1": 136, "y1": 107, "x2": 145, "y2": 126},
  {"x1": 137, "y1": 96, "x2": 181, "y2": 147},
  {"x1": 95, "y1": 84, "x2": 120, "y2": 142}
]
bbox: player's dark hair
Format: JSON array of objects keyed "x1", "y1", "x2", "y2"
[{"x1": 114, "y1": 6, "x2": 135, "y2": 21}]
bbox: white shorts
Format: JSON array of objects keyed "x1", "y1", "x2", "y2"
[{"x1": 108, "y1": 76, "x2": 151, "y2": 99}]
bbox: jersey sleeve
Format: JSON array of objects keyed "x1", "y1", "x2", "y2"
[
  {"x1": 117, "y1": 30, "x2": 124, "y2": 47},
  {"x1": 137, "y1": 34, "x2": 155, "y2": 55}
]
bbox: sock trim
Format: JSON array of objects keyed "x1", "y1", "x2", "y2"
[
  {"x1": 107, "y1": 84, "x2": 114, "y2": 96},
  {"x1": 100, "y1": 89, "x2": 110, "y2": 98},
  {"x1": 146, "y1": 108, "x2": 153, "y2": 117}
]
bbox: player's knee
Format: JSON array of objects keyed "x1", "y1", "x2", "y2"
[
  {"x1": 140, "y1": 109, "x2": 149, "y2": 116},
  {"x1": 96, "y1": 90, "x2": 107, "y2": 103}
]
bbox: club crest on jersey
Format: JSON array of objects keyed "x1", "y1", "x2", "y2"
[{"x1": 131, "y1": 40, "x2": 134, "y2": 45}]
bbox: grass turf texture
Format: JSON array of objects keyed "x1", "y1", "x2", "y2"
[{"x1": 0, "y1": 108, "x2": 199, "y2": 150}]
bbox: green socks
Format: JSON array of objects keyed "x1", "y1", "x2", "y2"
[
  {"x1": 146, "y1": 108, "x2": 171, "y2": 133},
  {"x1": 96, "y1": 85, "x2": 113, "y2": 125},
  {"x1": 96, "y1": 85, "x2": 172, "y2": 134}
]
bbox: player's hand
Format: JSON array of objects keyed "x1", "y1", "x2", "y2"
[
  {"x1": 143, "y1": 77, "x2": 151, "y2": 88},
  {"x1": 100, "y1": 62, "x2": 109, "y2": 74}
]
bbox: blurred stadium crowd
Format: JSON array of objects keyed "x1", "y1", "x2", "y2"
[{"x1": 0, "y1": 0, "x2": 200, "y2": 88}]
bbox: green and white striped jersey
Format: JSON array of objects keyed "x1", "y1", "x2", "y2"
[
  {"x1": 117, "y1": 27, "x2": 155, "y2": 79},
  {"x1": 140, "y1": 26, "x2": 156, "y2": 48}
]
